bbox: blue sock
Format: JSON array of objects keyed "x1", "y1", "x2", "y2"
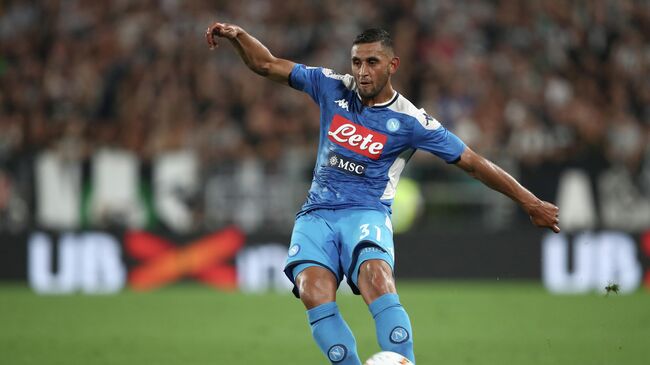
[
  {"x1": 307, "y1": 302, "x2": 361, "y2": 365},
  {"x1": 369, "y1": 293, "x2": 415, "y2": 364}
]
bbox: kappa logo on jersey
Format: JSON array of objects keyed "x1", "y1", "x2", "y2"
[
  {"x1": 335, "y1": 99, "x2": 349, "y2": 111},
  {"x1": 419, "y1": 109, "x2": 440, "y2": 130},
  {"x1": 424, "y1": 113, "x2": 434, "y2": 126},
  {"x1": 327, "y1": 152, "x2": 366, "y2": 176},
  {"x1": 327, "y1": 115, "x2": 387, "y2": 160}
]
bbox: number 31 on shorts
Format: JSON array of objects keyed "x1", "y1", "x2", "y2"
[{"x1": 359, "y1": 223, "x2": 381, "y2": 242}]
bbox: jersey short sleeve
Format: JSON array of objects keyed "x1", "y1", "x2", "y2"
[
  {"x1": 289, "y1": 64, "x2": 355, "y2": 105},
  {"x1": 412, "y1": 116, "x2": 466, "y2": 163},
  {"x1": 288, "y1": 64, "x2": 325, "y2": 104}
]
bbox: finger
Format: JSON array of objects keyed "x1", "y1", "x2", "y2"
[
  {"x1": 206, "y1": 23, "x2": 224, "y2": 48},
  {"x1": 207, "y1": 24, "x2": 219, "y2": 48},
  {"x1": 551, "y1": 224, "x2": 560, "y2": 233},
  {"x1": 206, "y1": 26, "x2": 214, "y2": 48},
  {"x1": 546, "y1": 201, "x2": 558, "y2": 209}
]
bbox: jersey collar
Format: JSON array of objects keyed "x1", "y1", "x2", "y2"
[{"x1": 356, "y1": 90, "x2": 399, "y2": 108}]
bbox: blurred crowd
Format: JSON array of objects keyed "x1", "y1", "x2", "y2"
[{"x1": 0, "y1": 0, "x2": 649, "y2": 232}]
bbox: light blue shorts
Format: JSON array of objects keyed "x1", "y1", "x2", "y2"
[{"x1": 284, "y1": 208, "x2": 395, "y2": 297}]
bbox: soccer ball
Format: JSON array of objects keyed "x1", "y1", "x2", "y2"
[{"x1": 364, "y1": 351, "x2": 413, "y2": 365}]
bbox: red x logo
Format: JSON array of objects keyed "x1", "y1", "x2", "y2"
[{"x1": 125, "y1": 227, "x2": 245, "y2": 291}]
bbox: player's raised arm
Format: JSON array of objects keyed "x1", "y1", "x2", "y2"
[
  {"x1": 206, "y1": 22, "x2": 295, "y2": 84},
  {"x1": 455, "y1": 147, "x2": 561, "y2": 233}
]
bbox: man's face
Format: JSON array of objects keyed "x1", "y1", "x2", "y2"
[{"x1": 351, "y1": 42, "x2": 398, "y2": 99}]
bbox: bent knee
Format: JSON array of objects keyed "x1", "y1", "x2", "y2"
[
  {"x1": 299, "y1": 286, "x2": 336, "y2": 309},
  {"x1": 358, "y1": 260, "x2": 396, "y2": 298},
  {"x1": 296, "y1": 267, "x2": 337, "y2": 309}
]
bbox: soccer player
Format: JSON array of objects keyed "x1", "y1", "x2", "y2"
[{"x1": 206, "y1": 23, "x2": 560, "y2": 365}]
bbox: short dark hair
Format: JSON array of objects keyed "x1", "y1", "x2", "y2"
[{"x1": 353, "y1": 28, "x2": 393, "y2": 50}]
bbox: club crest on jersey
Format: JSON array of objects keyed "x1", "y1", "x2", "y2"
[
  {"x1": 326, "y1": 152, "x2": 366, "y2": 176},
  {"x1": 327, "y1": 115, "x2": 387, "y2": 160},
  {"x1": 386, "y1": 118, "x2": 400, "y2": 132}
]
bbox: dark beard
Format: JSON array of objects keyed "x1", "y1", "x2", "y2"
[{"x1": 358, "y1": 88, "x2": 379, "y2": 99}]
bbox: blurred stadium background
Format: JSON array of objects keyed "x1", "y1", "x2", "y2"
[{"x1": 0, "y1": 0, "x2": 649, "y2": 364}]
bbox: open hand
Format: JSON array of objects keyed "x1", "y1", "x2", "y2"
[
  {"x1": 206, "y1": 22, "x2": 241, "y2": 49},
  {"x1": 524, "y1": 200, "x2": 560, "y2": 233}
]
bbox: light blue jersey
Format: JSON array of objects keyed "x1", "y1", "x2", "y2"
[
  {"x1": 285, "y1": 64, "x2": 466, "y2": 296},
  {"x1": 289, "y1": 64, "x2": 466, "y2": 216}
]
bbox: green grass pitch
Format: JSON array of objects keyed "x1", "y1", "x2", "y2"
[{"x1": 1, "y1": 281, "x2": 649, "y2": 364}]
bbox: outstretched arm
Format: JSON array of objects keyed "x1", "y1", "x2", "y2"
[
  {"x1": 455, "y1": 147, "x2": 560, "y2": 233},
  {"x1": 206, "y1": 22, "x2": 295, "y2": 84}
]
